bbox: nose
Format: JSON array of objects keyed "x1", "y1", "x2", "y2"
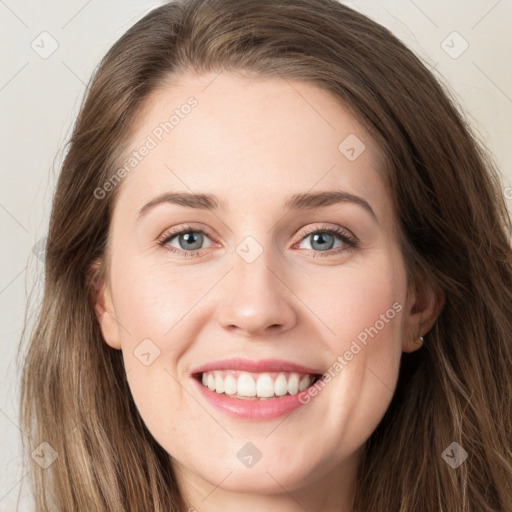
[{"x1": 215, "y1": 247, "x2": 298, "y2": 338}]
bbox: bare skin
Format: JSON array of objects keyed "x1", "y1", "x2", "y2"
[{"x1": 94, "y1": 71, "x2": 441, "y2": 512}]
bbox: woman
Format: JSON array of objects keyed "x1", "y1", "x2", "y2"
[{"x1": 20, "y1": 0, "x2": 512, "y2": 510}]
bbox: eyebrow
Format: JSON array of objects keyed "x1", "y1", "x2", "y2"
[{"x1": 137, "y1": 190, "x2": 377, "y2": 221}]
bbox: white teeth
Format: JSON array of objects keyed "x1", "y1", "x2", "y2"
[
  {"x1": 199, "y1": 370, "x2": 317, "y2": 398},
  {"x1": 274, "y1": 373, "x2": 288, "y2": 396},
  {"x1": 256, "y1": 373, "x2": 275, "y2": 398},
  {"x1": 224, "y1": 374, "x2": 237, "y2": 394},
  {"x1": 299, "y1": 374, "x2": 310, "y2": 392},
  {"x1": 237, "y1": 372, "x2": 257, "y2": 397},
  {"x1": 207, "y1": 373, "x2": 215, "y2": 391},
  {"x1": 215, "y1": 373, "x2": 224, "y2": 394},
  {"x1": 288, "y1": 373, "x2": 299, "y2": 395}
]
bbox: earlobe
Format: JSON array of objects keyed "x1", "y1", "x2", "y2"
[
  {"x1": 402, "y1": 276, "x2": 445, "y2": 353},
  {"x1": 88, "y1": 263, "x2": 122, "y2": 350}
]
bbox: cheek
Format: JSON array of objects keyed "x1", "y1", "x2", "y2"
[
  {"x1": 109, "y1": 256, "x2": 230, "y2": 447},
  {"x1": 296, "y1": 250, "x2": 406, "y2": 356},
  {"x1": 298, "y1": 252, "x2": 406, "y2": 444},
  {"x1": 111, "y1": 254, "x2": 218, "y2": 350},
  {"x1": 111, "y1": 259, "x2": 206, "y2": 449}
]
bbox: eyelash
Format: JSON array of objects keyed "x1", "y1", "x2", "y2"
[{"x1": 157, "y1": 223, "x2": 358, "y2": 258}]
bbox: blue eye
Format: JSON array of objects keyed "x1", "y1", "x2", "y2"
[
  {"x1": 158, "y1": 224, "x2": 357, "y2": 258},
  {"x1": 295, "y1": 225, "x2": 357, "y2": 257},
  {"x1": 158, "y1": 224, "x2": 214, "y2": 258}
]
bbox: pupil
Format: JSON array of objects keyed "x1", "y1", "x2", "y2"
[
  {"x1": 312, "y1": 232, "x2": 333, "y2": 251},
  {"x1": 181, "y1": 232, "x2": 202, "y2": 250}
]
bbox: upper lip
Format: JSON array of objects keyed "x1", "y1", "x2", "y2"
[{"x1": 191, "y1": 357, "x2": 323, "y2": 376}]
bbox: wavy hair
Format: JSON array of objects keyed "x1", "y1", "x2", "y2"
[{"x1": 19, "y1": 0, "x2": 512, "y2": 510}]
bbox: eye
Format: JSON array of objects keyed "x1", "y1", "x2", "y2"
[
  {"x1": 295, "y1": 224, "x2": 358, "y2": 257},
  {"x1": 158, "y1": 223, "x2": 358, "y2": 258},
  {"x1": 158, "y1": 224, "x2": 215, "y2": 258}
]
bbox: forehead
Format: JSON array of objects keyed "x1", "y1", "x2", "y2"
[{"x1": 113, "y1": 70, "x2": 389, "y2": 222}]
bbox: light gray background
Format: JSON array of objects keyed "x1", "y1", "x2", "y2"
[{"x1": 1, "y1": 0, "x2": 511, "y2": 509}]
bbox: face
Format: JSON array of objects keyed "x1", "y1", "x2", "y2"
[{"x1": 95, "y1": 70, "x2": 432, "y2": 507}]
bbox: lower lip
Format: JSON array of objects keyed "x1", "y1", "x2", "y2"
[{"x1": 191, "y1": 376, "x2": 316, "y2": 420}]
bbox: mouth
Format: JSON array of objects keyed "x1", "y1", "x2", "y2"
[
  {"x1": 190, "y1": 358, "x2": 325, "y2": 419},
  {"x1": 193, "y1": 370, "x2": 323, "y2": 400}
]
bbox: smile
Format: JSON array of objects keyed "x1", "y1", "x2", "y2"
[
  {"x1": 197, "y1": 370, "x2": 321, "y2": 399},
  {"x1": 190, "y1": 358, "x2": 324, "y2": 420}
]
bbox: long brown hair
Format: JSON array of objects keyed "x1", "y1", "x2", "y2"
[{"x1": 19, "y1": 0, "x2": 512, "y2": 510}]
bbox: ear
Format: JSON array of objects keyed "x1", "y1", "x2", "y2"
[
  {"x1": 402, "y1": 273, "x2": 444, "y2": 353},
  {"x1": 88, "y1": 261, "x2": 122, "y2": 350}
]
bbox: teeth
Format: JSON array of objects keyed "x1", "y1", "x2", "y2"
[
  {"x1": 256, "y1": 374, "x2": 275, "y2": 398},
  {"x1": 199, "y1": 370, "x2": 317, "y2": 398},
  {"x1": 274, "y1": 373, "x2": 288, "y2": 396},
  {"x1": 207, "y1": 373, "x2": 215, "y2": 391},
  {"x1": 237, "y1": 373, "x2": 256, "y2": 397},
  {"x1": 215, "y1": 373, "x2": 224, "y2": 394},
  {"x1": 299, "y1": 374, "x2": 310, "y2": 392},
  {"x1": 224, "y1": 374, "x2": 237, "y2": 395}
]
